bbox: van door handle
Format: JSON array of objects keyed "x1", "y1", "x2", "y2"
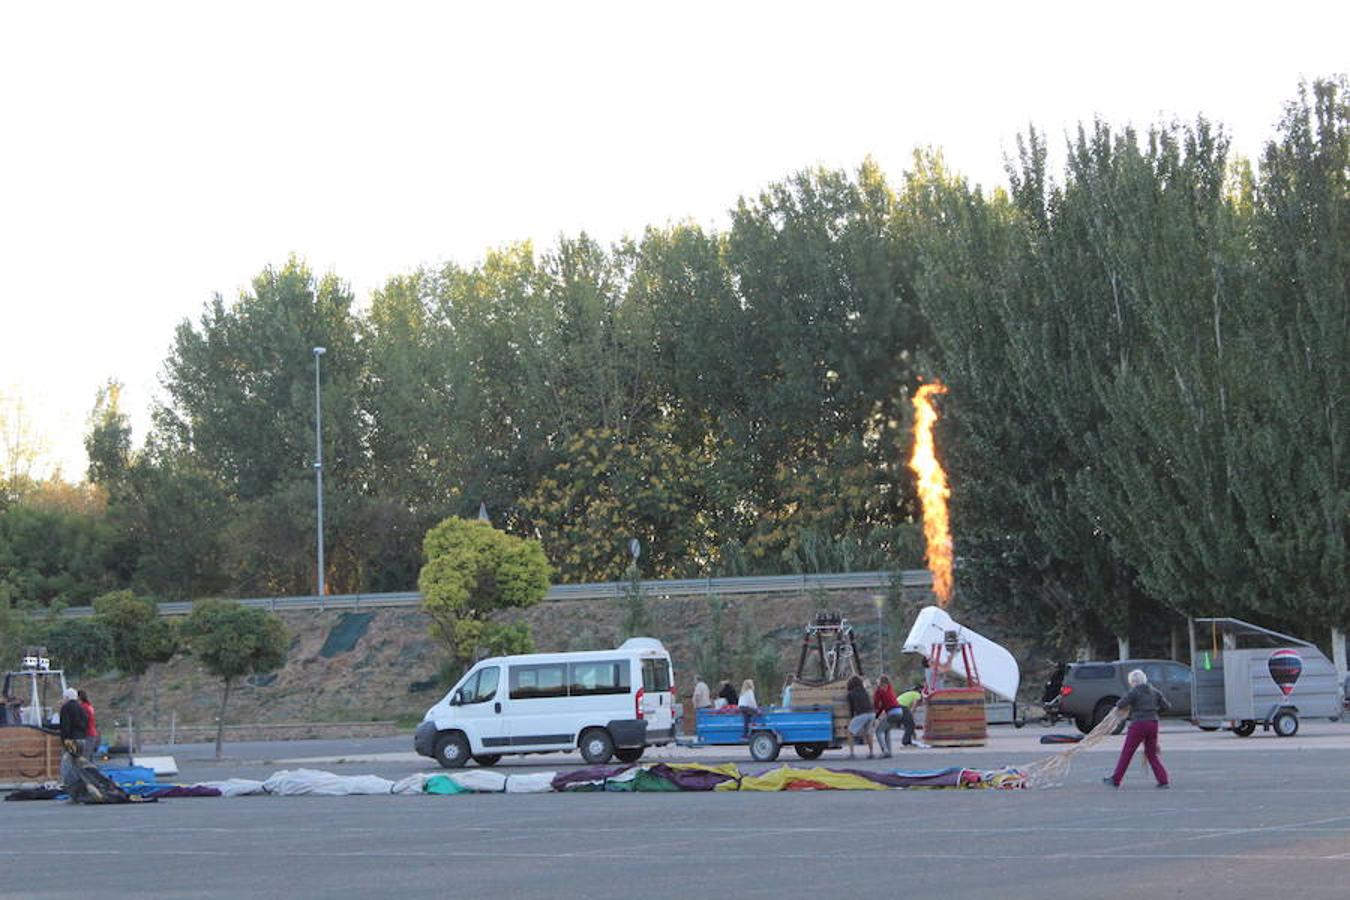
[{"x1": 494, "y1": 702, "x2": 501, "y2": 714}]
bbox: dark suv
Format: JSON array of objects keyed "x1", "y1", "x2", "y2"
[{"x1": 1044, "y1": 659, "x2": 1193, "y2": 733}]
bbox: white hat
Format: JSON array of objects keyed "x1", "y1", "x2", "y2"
[{"x1": 63, "y1": 688, "x2": 78, "y2": 701}]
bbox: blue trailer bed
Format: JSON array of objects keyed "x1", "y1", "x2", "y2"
[{"x1": 686, "y1": 706, "x2": 836, "y2": 761}]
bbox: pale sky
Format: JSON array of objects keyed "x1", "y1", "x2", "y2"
[{"x1": 2, "y1": 0, "x2": 1345, "y2": 479}]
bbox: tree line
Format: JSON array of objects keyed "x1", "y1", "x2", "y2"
[{"x1": 0, "y1": 78, "x2": 1344, "y2": 658}]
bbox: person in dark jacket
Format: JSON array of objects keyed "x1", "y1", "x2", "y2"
[
  {"x1": 716, "y1": 680, "x2": 738, "y2": 708},
  {"x1": 845, "y1": 675, "x2": 875, "y2": 759},
  {"x1": 58, "y1": 688, "x2": 89, "y2": 791},
  {"x1": 1104, "y1": 669, "x2": 1171, "y2": 788}
]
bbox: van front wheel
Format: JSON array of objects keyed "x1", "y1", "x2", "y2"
[
  {"x1": 433, "y1": 733, "x2": 470, "y2": 769},
  {"x1": 579, "y1": 728, "x2": 615, "y2": 764}
]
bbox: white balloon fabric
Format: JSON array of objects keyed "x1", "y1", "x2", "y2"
[
  {"x1": 261, "y1": 768, "x2": 396, "y2": 796},
  {"x1": 901, "y1": 605, "x2": 1021, "y2": 702}
]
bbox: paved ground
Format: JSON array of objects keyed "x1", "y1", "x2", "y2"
[{"x1": 6, "y1": 721, "x2": 1349, "y2": 899}]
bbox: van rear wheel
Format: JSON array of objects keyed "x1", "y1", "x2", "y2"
[
  {"x1": 433, "y1": 733, "x2": 470, "y2": 769},
  {"x1": 579, "y1": 728, "x2": 615, "y2": 764}
]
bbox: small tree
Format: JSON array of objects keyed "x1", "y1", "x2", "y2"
[
  {"x1": 418, "y1": 517, "x2": 551, "y2": 674},
  {"x1": 183, "y1": 599, "x2": 288, "y2": 759},
  {"x1": 93, "y1": 590, "x2": 177, "y2": 727}
]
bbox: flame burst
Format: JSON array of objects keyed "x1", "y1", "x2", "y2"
[{"x1": 909, "y1": 382, "x2": 953, "y2": 607}]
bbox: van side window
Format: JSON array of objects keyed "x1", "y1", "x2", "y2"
[
  {"x1": 569, "y1": 661, "x2": 630, "y2": 696},
  {"x1": 460, "y1": 666, "x2": 499, "y2": 704},
  {"x1": 642, "y1": 659, "x2": 671, "y2": 692},
  {"x1": 510, "y1": 663, "x2": 567, "y2": 700}
]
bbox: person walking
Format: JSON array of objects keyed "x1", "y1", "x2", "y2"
[
  {"x1": 1104, "y1": 669, "x2": 1171, "y2": 789},
  {"x1": 77, "y1": 689, "x2": 99, "y2": 760},
  {"x1": 845, "y1": 675, "x2": 875, "y2": 759},
  {"x1": 58, "y1": 687, "x2": 89, "y2": 793}
]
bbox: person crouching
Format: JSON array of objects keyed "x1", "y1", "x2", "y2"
[{"x1": 846, "y1": 675, "x2": 875, "y2": 759}]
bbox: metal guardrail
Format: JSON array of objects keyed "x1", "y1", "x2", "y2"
[{"x1": 61, "y1": 569, "x2": 931, "y2": 617}]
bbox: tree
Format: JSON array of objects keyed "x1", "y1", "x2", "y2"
[
  {"x1": 41, "y1": 617, "x2": 113, "y2": 679},
  {"x1": 0, "y1": 500, "x2": 124, "y2": 608},
  {"x1": 92, "y1": 590, "x2": 177, "y2": 726},
  {"x1": 182, "y1": 599, "x2": 288, "y2": 759},
  {"x1": 84, "y1": 380, "x2": 132, "y2": 487},
  {"x1": 0, "y1": 596, "x2": 36, "y2": 669},
  {"x1": 418, "y1": 517, "x2": 551, "y2": 672}
]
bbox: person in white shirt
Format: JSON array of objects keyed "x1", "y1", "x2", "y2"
[
  {"x1": 692, "y1": 676, "x2": 711, "y2": 709},
  {"x1": 738, "y1": 679, "x2": 759, "y2": 737}
]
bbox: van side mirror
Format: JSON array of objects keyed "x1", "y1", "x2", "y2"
[{"x1": 450, "y1": 690, "x2": 463, "y2": 706}]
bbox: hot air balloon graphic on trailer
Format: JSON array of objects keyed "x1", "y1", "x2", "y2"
[{"x1": 1268, "y1": 648, "x2": 1302, "y2": 697}]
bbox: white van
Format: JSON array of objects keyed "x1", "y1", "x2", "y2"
[{"x1": 413, "y1": 637, "x2": 675, "y2": 768}]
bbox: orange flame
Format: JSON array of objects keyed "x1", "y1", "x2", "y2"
[{"x1": 909, "y1": 382, "x2": 953, "y2": 607}]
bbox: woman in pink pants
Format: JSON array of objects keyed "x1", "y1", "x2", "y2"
[{"x1": 1104, "y1": 668, "x2": 1171, "y2": 789}]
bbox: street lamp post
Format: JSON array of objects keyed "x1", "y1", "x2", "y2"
[
  {"x1": 313, "y1": 346, "x2": 327, "y2": 609},
  {"x1": 873, "y1": 594, "x2": 886, "y2": 676}
]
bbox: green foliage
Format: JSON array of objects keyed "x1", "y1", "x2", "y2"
[
  {"x1": 0, "y1": 499, "x2": 124, "y2": 607},
  {"x1": 0, "y1": 598, "x2": 36, "y2": 667},
  {"x1": 92, "y1": 590, "x2": 177, "y2": 677},
  {"x1": 0, "y1": 78, "x2": 1342, "y2": 657},
  {"x1": 41, "y1": 617, "x2": 113, "y2": 678},
  {"x1": 182, "y1": 599, "x2": 289, "y2": 683},
  {"x1": 418, "y1": 517, "x2": 551, "y2": 666}
]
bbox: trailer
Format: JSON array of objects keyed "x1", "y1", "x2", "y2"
[
  {"x1": 1189, "y1": 617, "x2": 1343, "y2": 737},
  {"x1": 682, "y1": 707, "x2": 837, "y2": 762}
]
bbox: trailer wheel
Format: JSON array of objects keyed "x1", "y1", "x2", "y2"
[
  {"x1": 433, "y1": 732, "x2": 470, "y2": 768},
  {"x1": 1232, "y1": 720, "x2": 1257, "y2": 737},
  {"x1": 794, "y1": 743, "x2": 825, "y2": 760},
  {"x1": 579, "y1": 728, "x2": 615, "y2": 764},
  {"x1": 471, "y1": 754, "x2": 502, "y2": 767},
  {"x1": 749, "y1": 731, "x2": 781, "y2": 762},
  {"x1": 1272, "y1": 710, "x2": 1299, "y2": 737},
  {"x1": 614, "y1": 747, "x2": 644, "y2": 763}
]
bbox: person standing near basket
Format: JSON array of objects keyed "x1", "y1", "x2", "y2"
[
  {"x1": 57, "y1": 687, "x2": 89, "y2": 792},
  {"x1": 77, "y1": 689, "x2": 99, "y2": 759},
  {"x1": 1103, "y1": 669, "x2": 1171, "y2": 789},
  {"x1": 845, "y1": 675, "x2": 876, "y2": 758}
]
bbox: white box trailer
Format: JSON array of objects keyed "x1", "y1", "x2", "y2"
[{"x1": 1189, "y1": 617, "x2": 1342, "y2": 737}]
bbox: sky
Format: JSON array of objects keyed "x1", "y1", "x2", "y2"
[{"x1": 2, "y1": 0, "x2": 1346, "y2": 479}]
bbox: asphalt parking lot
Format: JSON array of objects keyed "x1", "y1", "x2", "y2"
[{"x1": 5, "y1": 723, "x2": 1349, "y2": 899}]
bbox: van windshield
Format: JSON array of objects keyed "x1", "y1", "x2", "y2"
[{"x1": 641, "y1": 658, "x2": 671, "y2": 692}]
